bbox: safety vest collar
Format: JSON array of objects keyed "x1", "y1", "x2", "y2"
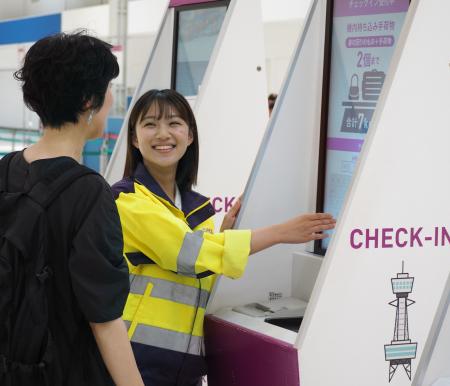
[{"x1": 133, "y1": 162, "x2": 215, "y2": 229}]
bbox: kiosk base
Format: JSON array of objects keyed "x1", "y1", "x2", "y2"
[{"x1": 204, "y1": 315, "x2": 300, "y2": 386}]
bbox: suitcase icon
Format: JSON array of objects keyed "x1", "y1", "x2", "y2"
[
  {"x1": 348, "y1": 74, "x2": 359, "y2": 100},
  {"x1": 362, "y1": 69, "x2": 385, "y2": 100}
]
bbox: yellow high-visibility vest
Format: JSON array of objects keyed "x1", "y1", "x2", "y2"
[{"x1": 112, "y1": 163, "x2": 251, "y2": 361}]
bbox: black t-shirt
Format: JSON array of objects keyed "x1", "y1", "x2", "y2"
[{"x1": 5, "y1": 152, "x2": 130, "y2": 386}]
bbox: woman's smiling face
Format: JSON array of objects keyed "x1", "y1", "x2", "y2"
[{"x1": 133, "y1": 102, "x2": 193, "y2": 173}]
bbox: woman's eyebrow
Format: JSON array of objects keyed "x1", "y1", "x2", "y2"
[
  {"x1": 141, "y1": 114, "x2": 181, "y2": 119},
  {"x1": 141, "y1": 115, "x2": 158, "y2": 121}
]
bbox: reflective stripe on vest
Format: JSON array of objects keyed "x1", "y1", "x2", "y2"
[
  {"x1": 177, "y1": 230, "x2": 204, "y2": 277},
  {"x1": 129, "y1": 274, "x2": 209, "y2": 308},
  {"x1": 128, "y1": 323, "x2": 202, "y2": 355}
]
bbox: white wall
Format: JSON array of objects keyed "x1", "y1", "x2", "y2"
[
  {"x1": 0, "y1": 2, "x2": 25, "y2": 20},
  {"x1": 65, "y1": 0, "x2": 105, "y2": 10},
  {"x1": 0, "y1": 0, "x2": 105, "y2": 20},
  {"x1": 0, "y1": 42, "x2": 38, "y2": 130},
  {"x1": 24, "y1": 0, "x2": 66, "y2": 16},
  {"x1": 264, "y1": 20, "x2": 303, "y2": 93},
  {"x1": 128, "y1": 0, "x2": 167, "y2": 35},
  {"x1": 126, "y1": 34, "x2": 157, "y2": 90},
  {"x1": 62, "y1": 4, "x2": 109, "y2": 36},
  {"x1": 126, "y1": 0, "x2": 169, "y2": 91},
  {"x1": 261, "y1": 0, "x2": 310, "y2": 22}
]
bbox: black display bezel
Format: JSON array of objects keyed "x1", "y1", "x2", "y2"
[{"x1": 314, "y1": 0, "x2": 335, "y2": 256}]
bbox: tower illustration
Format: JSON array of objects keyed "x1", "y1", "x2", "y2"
[{"x1": 384, "y1": 262, "x2": 418, "y2": 382}]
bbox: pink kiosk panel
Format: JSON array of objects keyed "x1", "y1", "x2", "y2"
[{"x1": 204, "y1": 316, "x2": 300, "y2": 386}]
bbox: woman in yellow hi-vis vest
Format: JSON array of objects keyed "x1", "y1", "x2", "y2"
[{"x1": 111, "y1": 89, "x2": 335, "y2": 386}]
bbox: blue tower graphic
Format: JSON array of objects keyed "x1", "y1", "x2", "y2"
[{"x1": 384, "y1": 262, "x2": 418, "y2": 381}]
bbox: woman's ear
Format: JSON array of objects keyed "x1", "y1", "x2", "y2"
[
  {"x1": 188, "y1": 130, "x2": 194, "y2": 146},
  {"x1": 132, "y1": 133, "x2": 139, "y2": 149}
]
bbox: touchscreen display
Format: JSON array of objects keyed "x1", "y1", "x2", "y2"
[
  {"x1": 174, "y1": 4, "x2": 227, "y2": 96},
  {"x1": 320, "y1": 0, "x2": 409, "y2": 250}
]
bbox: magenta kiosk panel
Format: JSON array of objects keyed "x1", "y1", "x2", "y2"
[{"x1": 204, "y1": 315, "x2": 300, "y2": 386}]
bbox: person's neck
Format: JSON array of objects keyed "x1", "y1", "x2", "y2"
[
  {"x1": 24, "y1": 123, "x2": 88, "y2": 164},
  {"x1": 143, "y1": 161, "x2": 177, "y2": 202}
]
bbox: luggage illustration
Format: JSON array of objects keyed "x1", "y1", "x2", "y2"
[
  {"x1": 348, "y1": 73, "x2": 359, "y2": 100},
  {"x1": 362, "y1": 69, "x2": 386, "y2": 100}
]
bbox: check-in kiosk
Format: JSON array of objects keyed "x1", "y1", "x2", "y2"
[
  {"x1": 105, "y1": 0, "x2": 268, "y2": 228},
  {"x1": 205, "y1": 0, "x2": 450, "y2": 385},
  {"x1": 413, "y1": 275, "x2": 450, "y2": 386}
]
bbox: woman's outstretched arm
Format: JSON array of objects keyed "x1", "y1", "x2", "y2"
[{"x1": 250, "y1": 213, "x2": 335, "y2": 254}]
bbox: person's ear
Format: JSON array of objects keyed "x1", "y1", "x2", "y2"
[
  {"x1": 83, "y1": 99, "x2": 93, "y2": 111},
  {"x1": 132, "y1": 132, "x2": 139, "y2": 149},
  {"x1": 188, "y1": 130, "x2": 194, "y2": 146}
]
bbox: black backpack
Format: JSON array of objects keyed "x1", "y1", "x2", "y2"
[{"x1": 0, "y1": 152, "x2": 96, "y2": 386}]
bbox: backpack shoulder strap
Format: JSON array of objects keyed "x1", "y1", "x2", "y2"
[
  {"x1": 27, "y1": 159, "x2": 99, "y2": 209},
  {"x1": 0, "y1": 152, "x2": 20, "y2": 192}
]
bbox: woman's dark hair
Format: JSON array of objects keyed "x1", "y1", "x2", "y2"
[
  {"x1": 124, "y1": 89, "x2": 199, "y2": 192},
  {"x1": 14, "y1": 31, "x2": 119, "y2": 128}
]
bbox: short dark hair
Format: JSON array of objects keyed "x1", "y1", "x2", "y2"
[
  {"x1": 14, "y1": 31, "x2": 119, "y2": 128},
  {"x1": 124, "y1": 89, "x2": 199, "y2": 192},
  {"x1": 268, "y1": 93, "x2": 278, "y2": 111}
]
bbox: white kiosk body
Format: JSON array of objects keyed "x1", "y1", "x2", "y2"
[
  {"x1": 205, "y1": 0, "x2": 450, "y2": 385},
  {"x1": 105, "y1": 0, "x2": 268, "y2": 230},
  {"x1": 413, "y1": 275, "x2": 450, "y2": 386},
  {"x1": 206, "y1": 0, "x2": 327, "y2": 382}
]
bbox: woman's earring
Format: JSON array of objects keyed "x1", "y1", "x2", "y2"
[{"x1": 87, "y1": 110, "x2": 94, "y2": 125}]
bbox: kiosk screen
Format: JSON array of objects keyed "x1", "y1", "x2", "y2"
[
  {"x1": 316, "y1": 0, "x2": 409, "y2": 254},
  {"x1": 172, "y1": 1, "x2": 228, "y2": 96}
]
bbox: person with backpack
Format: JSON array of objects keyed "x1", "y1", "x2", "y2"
[
  {"x1": 0, "y1": 32, "x2": 144, "y2": 386},
  {"x1": 111, "y1": 89, "x2": 336, "y2": 386}
]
